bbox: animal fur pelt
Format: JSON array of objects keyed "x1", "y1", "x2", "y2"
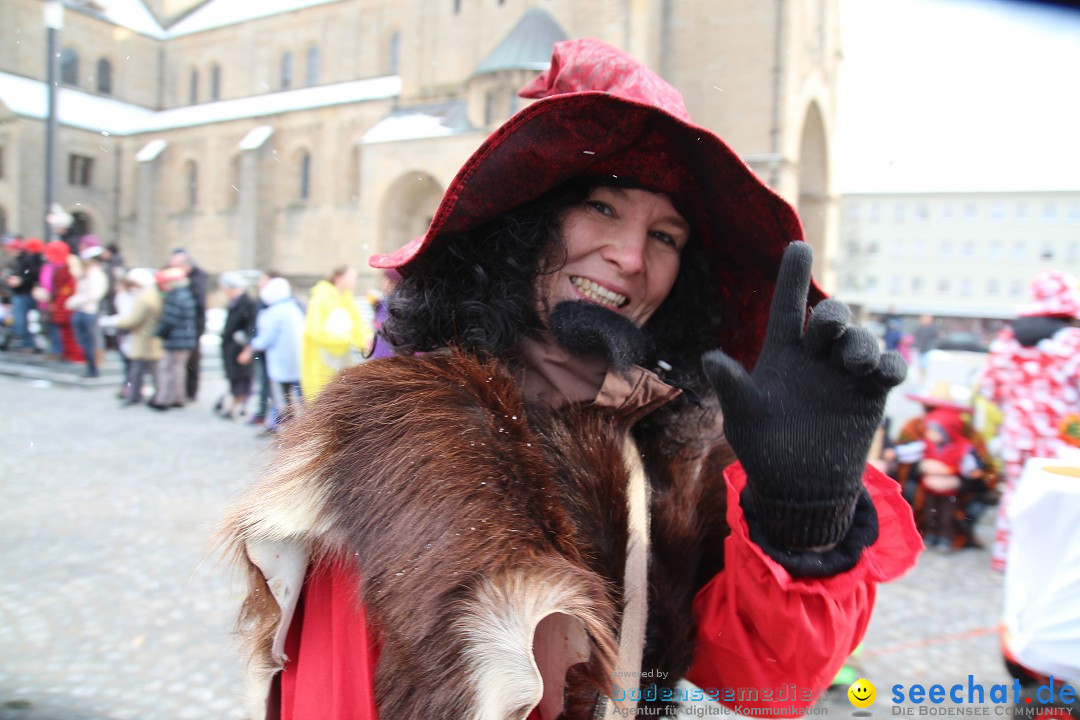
[{"x1": 222, "y1": 351, "x2": 735, "y2": 719}]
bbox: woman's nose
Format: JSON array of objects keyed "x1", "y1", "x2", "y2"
[{"x1": 600, "y1": 231, "x2": 647, "y2": 274}]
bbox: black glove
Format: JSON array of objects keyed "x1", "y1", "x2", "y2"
[{"x1": 702, "y1": 243, "x2": 906, "y2": 562}]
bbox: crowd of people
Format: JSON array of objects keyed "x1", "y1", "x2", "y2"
[
  {"x1": 2, "y1": 234, "x2": 123, "y2": 373},
  {"x1": 1, "y1": 236, "x2": 395, "y2": 438}
]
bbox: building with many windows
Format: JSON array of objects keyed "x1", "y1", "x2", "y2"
[
  {"x1": 837, "y1": 191, "x2": 1080, "y2": 326},
  {"x1": 0, "y1": 0, "x2": 842, "y2": 289}
]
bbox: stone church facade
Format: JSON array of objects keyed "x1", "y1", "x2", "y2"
[{"x1": 0, "y1": 0, "x2": 841, "y2": 290}]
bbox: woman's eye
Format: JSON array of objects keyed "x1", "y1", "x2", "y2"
[
  {"x1": 651, "y1": 231, "x2": 679, "y2": 248},
  {"x1": 587, "y1": 201, "x2": 614, "y2": 216}
]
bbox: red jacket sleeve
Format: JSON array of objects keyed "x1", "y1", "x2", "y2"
[{"x1": 686, "y1": 462, "x2": 922, "y2": 715}]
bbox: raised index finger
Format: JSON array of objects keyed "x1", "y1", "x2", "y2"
[{"x1": 763, "y1": 241, "x2": 814, "y2": 347}]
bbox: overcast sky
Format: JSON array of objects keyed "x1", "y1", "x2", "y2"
[{"x1": 836, "y1": 0, "x2": 1080, "y2": 193}]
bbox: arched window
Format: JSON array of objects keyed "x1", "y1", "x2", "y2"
[
  {"x1": 306, "y1": 46, "x2": 320, "y2": 86},
  {"x1": 60, "y1": 48, "x2": 79, "y2": 86},
  {"x1": 298, "y1": 151, "x2": 311, "y2": 201},
  {"x1": 96, "y1": 58, "x2": 112, "y2": 94},
  {"x1": 210, "y1": 64, "x2": 222, "y2": 101},
  {"x1": 281, "y1": 51, "x2": 293, "y2": 90},
  {"x1": 185, "y1": 160, "x2": 198, "y2": 208},
  {"x1": 388, "y1": 32, "x2": 400, "y2": 75},
  {"x1": 189, "y1": 68, "x2": 199, "y2": 104}
]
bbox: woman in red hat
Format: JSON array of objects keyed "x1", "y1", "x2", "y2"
[
  {"x1": 48, "y1": 245, "x2": 86, "y2": 363},
  {"x1": 223, "y1": 39, "x2": 920, "y2": 720},
  {"x1": 34, "y1": 240, "x2": 73, "y2": 359}
]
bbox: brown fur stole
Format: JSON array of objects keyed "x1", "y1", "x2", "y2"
[{"x1": 222, "y1": 351, "x2": 734, "y2": 719}]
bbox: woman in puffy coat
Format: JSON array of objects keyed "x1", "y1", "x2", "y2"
[
  {"x1": 223, "y1": 39, "x2": 920, "y2": 720},
  {"x1": 246, "y1": 277, "x2": 304, "y2": 430},
  {"x1": 150, "y1": 267, "x2": 198, "y2": 410}
]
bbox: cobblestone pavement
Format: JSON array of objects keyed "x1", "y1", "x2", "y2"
[
  {"x1": 0, "y1": 358, "x2": 1020, "y2": 720},
  {"x1": 1, "y1": 371, "x2": 256, "y2": 720}
]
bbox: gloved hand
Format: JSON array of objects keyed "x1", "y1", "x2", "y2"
[{"x1": 702, "y1": 242, "x2": 906, "y2": 554}]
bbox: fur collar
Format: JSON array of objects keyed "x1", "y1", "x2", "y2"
[{"x1": 223, "y1": 351, "x2": 734, "y2": 719}]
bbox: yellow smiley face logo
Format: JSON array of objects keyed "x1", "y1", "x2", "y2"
[{"x1": 847, "y1": 678, "x2": 876, "y2": 708}]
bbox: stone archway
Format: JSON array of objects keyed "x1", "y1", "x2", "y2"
[
  {"x1": 379, "y1": 171, "x2": 444, "y2": 255},
  {"x1": 796, "y1": 102, "x2": 835, "y2": 292}
]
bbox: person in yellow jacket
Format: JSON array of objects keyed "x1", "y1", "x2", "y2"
[{"x1": 300, "y1": 265, "x2": 373, "y2": 399}]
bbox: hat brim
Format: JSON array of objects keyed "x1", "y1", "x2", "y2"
[
  {"x1": 371, "y1": 92, "x2": 823, "y2": 367},
  {"x1": 904, "y1": 394, "x2": 973, "y2": 413}
]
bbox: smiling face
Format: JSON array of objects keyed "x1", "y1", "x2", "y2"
[
  {"x1": 847, "y1": 678, "x2": 877, "y2": 708},
  {"x1": 536, "y1": 186, "x2": 690, "y2": 327}
]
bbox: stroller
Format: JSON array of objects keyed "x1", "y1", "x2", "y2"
[{"x1": 1001, "y1": 454, "x2": 1080, "y2": 718}]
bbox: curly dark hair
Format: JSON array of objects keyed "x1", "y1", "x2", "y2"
[{"x1": 382, "y1": 179, "x2": 723, "y2": 379}]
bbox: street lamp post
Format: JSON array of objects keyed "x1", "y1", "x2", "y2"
[{"x1": 44, "y1": 0, "x2": 64, "y2": 242}]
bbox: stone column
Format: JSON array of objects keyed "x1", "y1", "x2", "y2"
[
  {"x1": 236, "y1": 125, "x2": 275, "y2": 270},
  {"x1": 134, "y1": 139, "x2": 167, "y2": 267}
]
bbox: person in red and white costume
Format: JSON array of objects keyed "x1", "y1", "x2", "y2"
[{"x1": 980, "y1": 269, "x2": 1080, "y2": 571}]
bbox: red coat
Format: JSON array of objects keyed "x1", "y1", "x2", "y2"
[{"x1": 225, "y1": 352, "x2": 921, "y2": 719}]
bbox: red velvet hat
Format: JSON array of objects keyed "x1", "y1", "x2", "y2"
[{"x1": 370, "y1": 38, "x2": 824, "y2": 367}]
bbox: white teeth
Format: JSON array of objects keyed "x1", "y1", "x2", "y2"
[{"x1": 570, "y1": 277, "x2": 627, "y2": 309}]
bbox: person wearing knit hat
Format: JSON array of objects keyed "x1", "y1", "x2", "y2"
[
  {"x1": 148, "y1": 266, "x2": 198, "y2": 410},
  {"x1": 222, "y1": 39, "x2": 920, "y2": 720},
  {"x1": 980, "y1": 269, "x2": 1080, "y2": 571},
  {"x1": 242, "y1": 276, "x2": 304, "y2": 432}
]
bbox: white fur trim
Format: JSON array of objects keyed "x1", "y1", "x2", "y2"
[
  {"x1": 459, "y1": 569, "x2": 603, "y2": 720},
  {"x1": 236, "y1": 450, "x2": 331, "y2": 542},
  {"x1": 609, "y1": 436, "x2": 651, "y2": 713},
  {"x1": 245, "y1": 540, "x2": 310, "y2": 663}
]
